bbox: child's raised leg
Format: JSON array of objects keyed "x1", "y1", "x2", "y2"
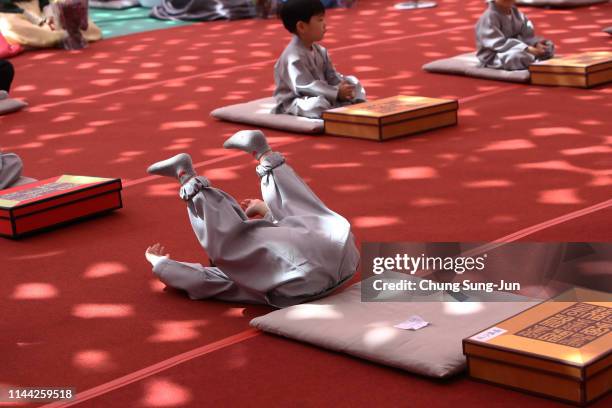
[
  {"x1": 147, "y1": 153, "x2": 253, "y2": 263},
  {"x1": 224, "y1": 130, "x2": 347, "y2": 222}
]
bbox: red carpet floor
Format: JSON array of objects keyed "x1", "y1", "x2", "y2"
[
  {"x1": 75, "y1": 333, "x2": 609, "y2": 408},
  {"x1": 1, "y1": 0, "x2": 611, "y2": 406}
]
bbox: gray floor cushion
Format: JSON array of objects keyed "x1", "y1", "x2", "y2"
[
  {"x1": 517, "y1": 0, "x2": 609, "y2": 7},
  {"x1": 0, "y1": 98, "x2": 27, "y2": 115},
  {"x1": 211, "y1": 97, "x2": 324, "y2": 134},
  {"x1": 251, "y1": 274, "x2": 536, "y2": 378},
  {"x1": 89, "y1": 0, "x2": 141, "y2": 9},
  {"x1": 422, "y1": 52, "x2": 531, "y2": 83}
]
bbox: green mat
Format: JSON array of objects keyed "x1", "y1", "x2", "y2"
[{"x1": 91, "y1": 7, "x2": 193, "y2": 38}]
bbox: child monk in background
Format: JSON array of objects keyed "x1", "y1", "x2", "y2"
[
  {"x1": 273, "y1": 0, "x2": 366, "y2": 119},
  {"x1": 476, "y1": 0, "x2": 554, "y2": 70}
]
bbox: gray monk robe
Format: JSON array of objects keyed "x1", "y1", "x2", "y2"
[
  {"x1": 151, "y1": 0, "x2": 255, "y2": 21},
  {"x1": 152, "y1": 153, "x2": 360, "y2": 308},
  {"x1": 475, "y1": 0, "x2": 554, "y2": 70},
  {"x1": 0, "y1": 152, "x2": 22, "y2": 189},
  {"x1": 273, "y1": 35, "x2": 366, "y2": 119}
]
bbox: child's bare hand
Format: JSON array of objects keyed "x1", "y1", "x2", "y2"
[
  {"x1": 46, "y1": 16, "x2": 56, "y2": 31},
  {"x1": 338, "y1": 81, "x2": 356, "y2": 101},
  {"x1": 147, "y1": 243, "x2": 168, "y2": 257},
  {"x1": 146, "y1": 243, "x2": 169, "y2": 266},
  {"x1": 240, "y1": 198, "x2": 269, "y2": 218}
]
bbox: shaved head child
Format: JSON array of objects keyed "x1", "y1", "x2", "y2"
[
  {"x1": 476, "y1": 0, "x2": 554, "y2": 70},
  {"x1": 272, "y1": 0, "x2": 366, "y2": 119}
]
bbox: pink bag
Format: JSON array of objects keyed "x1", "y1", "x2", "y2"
[{"x1": 0, "y1": 33, "x2": 23, "y2": 59}]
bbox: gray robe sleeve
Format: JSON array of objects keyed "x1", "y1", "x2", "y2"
[
  {"x1": 153, "y1": 258, "x2": 237, "y2": 300},
  {"x1": 287, "y1": 55, "x2": 339, "y2": 104},
  {"x1": 263, "y1": 210, "x2": 277, "y2": 223},
  {"x1": 320, "y1": 46, "x2": 343, "y2": 87},
  {"x1": 517, "y1": 12, "x2": 539, "y2": 46},
  {"x1": 476, "y1": 12, "x2": 528, "y2": 54}
]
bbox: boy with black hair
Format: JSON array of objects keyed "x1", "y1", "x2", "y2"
[
  {"x1": 273, "y1": 0, "x2": 365, "y2": 119},
  {"x1": 476, "y1": 0, "x2": 554, "y2": 71}
]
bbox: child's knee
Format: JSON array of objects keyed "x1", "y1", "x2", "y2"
[
  {"x1": 312, "y1": 95, "x2": 332, "y2": 109},
  {"x1": 295, "y1": 96, "x2": 331, "y2": 118},
  {"x1": 507, "y1": 52, "x2": 534, "y2": 69}
]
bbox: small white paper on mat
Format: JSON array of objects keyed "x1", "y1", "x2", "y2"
[
  {"x1": 471, "y1": 326, "x2": 507, "y2": 342},
  {"x1": 394, "y1": 315, "x2": 429, "y2": 330}
]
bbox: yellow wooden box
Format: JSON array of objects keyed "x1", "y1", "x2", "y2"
[
  {"x1": 322, "y1": 95, "x2": 458, "y2": 141},
  {"x1": 529, "y1": 51, "x2": 612, "y2": 88},
  {"x1": 463, "y1": 289, "x2": 611, "y2": 406}
]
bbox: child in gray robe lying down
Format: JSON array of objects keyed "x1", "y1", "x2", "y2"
[
  {"x1": 476, "y1": 0, "x2": 554, "y2": 71},
  {"x1": 0, "y1": 151, "x2": 23, "y2": 189},
  {"x1": 145, "y1": 130, "x2": 359, "y2": 308},
  {"x1": 272, "y1": 0, "x2": 366, "y2": 119}
]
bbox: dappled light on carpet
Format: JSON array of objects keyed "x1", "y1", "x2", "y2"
[
  {"x1": 72, "y1": 304, "x2": 135, "y2": 319},
  {"x1": 11, "y1": 283, "x2": 59, "y2": 300},
  {"x1": 148, "y1": 321, "x2": 208, "y2": 343},
  {"x1": 141, "y1": 378, "x2": 192, "y2": 407}
]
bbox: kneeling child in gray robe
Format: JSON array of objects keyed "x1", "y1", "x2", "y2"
[
  {"x1": 476, "y1": 0, "x2": 554, "y2": 71},
  {"x1": 272, "y1": 0, "x2": 366, "y2": 119}
]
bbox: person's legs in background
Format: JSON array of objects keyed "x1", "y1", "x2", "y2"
[{"x1": 0, "y1": 60, "x2": 15, "y2": 93}]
